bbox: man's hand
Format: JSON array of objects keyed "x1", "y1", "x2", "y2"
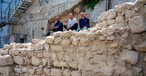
[{"x1": 67, "y1": 26, "x2": 71, "y2": 29}]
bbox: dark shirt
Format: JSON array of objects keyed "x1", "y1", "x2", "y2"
[
  {"x1": 79, "y1": 17, "x2": 90, "y2": 29},
  {"x1": 53, "y1": 21, "x2": 63, "y2": 32}
]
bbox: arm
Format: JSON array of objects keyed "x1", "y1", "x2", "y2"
[{"x1": 85, "y1": 18, "x2": 90, "y2": 28}]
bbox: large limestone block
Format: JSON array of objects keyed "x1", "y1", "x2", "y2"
[
  {"x1": 71, "y1": 71, "x2": 81, "y2": 76},
  {"x1": 31, "y1": 56, "x2": 41, "y2": 66},
  {"x1": 107, "y1": 19, "x2": 116, "y2": 26},
  {"x1": 105, "y1": 9, "x2": 117, "y2": 20},
  {"x1": 61, "y1": 39, "x2": 71, "y2": 46},
  {"x1": 3, "y1": 44, "x2": 11, "y2": 50},
  {"x1": 50, "y1": 45, "x2": 63, "y2": 51},
  {"x1": 125, "y1": 10, "x2": 135, "y2": 19},
  {"x1": 32, "y1": 39, "x2": 42, "y2": 44},
  {"x1": 116, "y1": 15, "x2": 125, "y2": 23},
  {"x1": 45, "y1": 36, "x2": 55, "y2": 44},
  {"x1": 129, "y1": 15, "x2": 146, "y2": 33},
  {"x1": 51, "y1": 68, "x2": 62, "y2": 76},
  {"x1": 33, "y1": 41, "x2": 45, "y2": 51},
  {"x1": 35, "y1": 68, "x2": 43, "y2": 75},
  {"x1": 98, "y1": 12, "x2": 106, "y2": 21},
  {"x1": 121, "y1": 49, "x2": 138, "y2": 65},
  {"x1": 14, "y1": 67, "x2": 23, "y2": 74},
  {"x1": 0, "y1": 67, "x2": 13, "y2": 74},
  {"x1": 13, "y1": 56, "x2": 24, "y2": 65},
  {"x1": 0, "y1": 55, "x2": 13, "y2": 66},
  {"x1": 0, "y1": 49, "x2": 8, "y2": 55},
  {"x1": 63, "y1": 31, "x2": 74, "y2": 38},
  {"x1": 9, "y1": 49, "x2": 20, "y2": 55},
  {"x1": 44, "y1": 68, "x2": 50, "y2": 75},
  {"x1": 63, "y1": 69, "x2": 71, "y2": 76},
  {"x1": 115, "y1": 2, "x2": 134, "y2": 13},
  {"x1": 134, "y1": 41, "x2": 146, "y2": 52}
]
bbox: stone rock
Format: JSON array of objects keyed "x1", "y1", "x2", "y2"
[
  {"x1": 121, "y1": 49, "x2": 138, "y2": 65},
  {"x1": 36, "y1": 52, "x2": 43, "y2": 58},
  {"x1": 0, "y1": 49, "x2": 8, "y2": 55},
  {"x1": 43, "y1": 51, "x2": 50, "y2": 57},
  {"x1": 61, "y1": 39, "x2": 71, "y2": 46},
  {"x1": 9, "y1": 49, "x2": 20, "y2": 55},
  {"x1": 45, "y1": 36, "x2": 54, "y2": 44},
  {"x1": 116, "y1": 15, "x2": 125, "y2": 23},
  {"x1": 106, "y1": 36, "x2": 115, "y2": 41},
  {"x1": 54, "y1": 37, "x2": 62, "y2": 44},
  {"x1": 0, "y1": 67, "x2": 13, "y2": 74},
  {"x1": 50, "y1": 45, "x2": 63, "y2": 51},
  {"x1": 0, "y1": 55, "x2": 13, "y2": 66},
  {"x1": 63, "y1": 31, "x2": 74, "y2": 38},
  {"x1": 32, "y1": 39, "x2": 42, "y2": 44},
  {"x1": 28, "y1": 69, "x2": 35, "y2": 74},
  {"x1": 74, "y1": 7, "x2": 81, "y2": 13},
  {"x1": 44, "y1": 43, "x2": 49, "y2": 51},
  {"x1": 14, "y1": 67, "x2": 23, "y2": 74},
  {"x1": 3, "y1": 44, "x2": 11, "y2": 50},
  {"x1": 33, "y1": 41, "x2": 44, "y2": 51},
  {"x1": 144, "y1": 53, "x2": 146, "y2": 61},
  {"x1": 63, "y1": 69, "x2": 71, "y2": 76},
  {"x1": 22, "y1": 67, "x2": 27, "y2": 73},
  {"x1": 96, "y1": 21, "x2": 108, "y2": 29},
  {"x1": 51, "y1": 68, "x2": 62, "y2": 76},
  {"x1": 13, "y1": 56, "x2": 24, "y2": 65},
  {"x1": 106, "y1": 9, "x2": 117, "y2": 20},
  {"x1": 31, "y1": 56, "x2": 41, "y2": 66},
  {"x1": 68, "y1": 61, "x2": 78, "y2": 69},
  {"x1": 98, "y1": 12, "x2": 106, "y2": 21},
  {"x1": 42, "y1": 58, "x2": 47, "y2": 66},
  {"x1": 71, "y1": 71, "x2": 81, "y2": 76},
  {"x1": 44, "y1": 68, "x2": 50, "y2": 75},
  {"x1": 35, "y1": 68, "x2": 43, "y2": 75},
  {"x1": 133, "y1": 66, "x2": 142, "y2": 73},
  {"x1": 125, "y1": 10, "x2": 135, "y2": 19},
  {"x1": 53, "y1": 31, "x2": 62, "y2": 37},
  {"x1": 129, "y1": 15, "x2": 146, "y2": 33},
  {"x1": 107, "y1": 19, "x2": 116, "y2": 26},
  {"x1": 134, "y1": 41, "x2": 146, "y2": 52},
  {"x1": 115, "y1": 3, "x2": 134, "y2": 13}
]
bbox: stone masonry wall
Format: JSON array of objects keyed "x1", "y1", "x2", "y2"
[{"x1": 0, "y1": 0, "x2": 146, "y2": 76}]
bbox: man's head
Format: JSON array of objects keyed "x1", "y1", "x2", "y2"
[
  {"x1": 69, "y1": 13, "x2": 74, "y2": 19},
  {"x1": 80, "y1": 12, "x2": 85, "y2": 19},
  {"x1": 56, "y1": 16, "x2": 60, "y2": 22}
]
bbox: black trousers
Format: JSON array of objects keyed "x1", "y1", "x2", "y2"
[{"x1": 64, "y1": 23, "x2": 78, "y2": 30}]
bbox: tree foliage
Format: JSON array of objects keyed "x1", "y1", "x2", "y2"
[{"x1": 84, "y1": 0, "x2": 102, "y2": 10}]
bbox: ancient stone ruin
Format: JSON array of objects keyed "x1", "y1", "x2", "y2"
[{"x1": 0, "y1": 0, "x2": 146, "y2": 76}]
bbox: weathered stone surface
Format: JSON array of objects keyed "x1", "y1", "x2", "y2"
[
  {"x1": 32, "y1": 39, "x2": 42, "y2": 44},
  {"x1": 98, "y1": 12, "x2": 106, "y2": 21},
  {"x1": 121, "y1": 49, "x2": 138, "y2": 65},
  {"x1": 45, "y1": 36, "x2": 55, "y2": 44},
  {"x1": 51, "y1": 69, "x2": 62, "y2": 76},
  {"x1": 107, "y1": 19, "x2": 116, "y2": 25},
  {"x1": 0, "y1": 49, "x2": 8, "y2": 55},
  {"x1": 0, "y1": 67, "x2": 13, "y2": 74},
  {"x1": 31, "y1": 56, "x2": 41, "y2": 66},
  {"x1": 44, "y1": 68, "x2": 50, "y2": 75},
  {"x1": 134, "y1": 41, "x2": 146, "y2": 52},
  {"x1": 14, "y1": 67, "x2": 23, "y2": 73},
  {"x1": 28, "y1": 69, "x2": 35, "y2": 74},
  {"x1": 63, "y1": 69, "x2": 71, "y2": 76},
  {"x1": 35, "y1": 68, "x2": 43, "y2": 75},
  {"x1": 50, "y1": 45, "x2": 63, "y2": 51},
  {"x1": 106, "y1": 9, "x2": 117, "y2": 19},
  {"x1": 13, "y1": 56, "x2": 24, "y2": 65},
  {"x1": 129, "y1": 15, "x2": 146, "y2": 33},
  {"x1": 116, "y1": 15, "x2": 125, "y2": 23},
  {"x1": 71, "y1": 71, "x2": 81, "y2": 76},
  {"x1": 0, "y1": 55, "x2": 13, "y2": 66},
  {"x1": 144, "y1": 53, "x2": 146, "y2": 62}
]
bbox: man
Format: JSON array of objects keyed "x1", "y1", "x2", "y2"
[
  {"x1": 66, "y1": 13, "x2": 78, "y2": 30},
  {"x1": 78, "y1": 12, "x2": 90, "y2": 31},
  {"x1": 51, "y1": 16, "x2": 63, "y2": 32}
]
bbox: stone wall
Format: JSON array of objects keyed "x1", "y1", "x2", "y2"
[{"x1": 0, "y1": 0, "x2": 146, "y2": 76}]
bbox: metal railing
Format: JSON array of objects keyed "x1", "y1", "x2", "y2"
[{"x1": 2, "y1": 0, "x2": 23, "y2": 23}]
